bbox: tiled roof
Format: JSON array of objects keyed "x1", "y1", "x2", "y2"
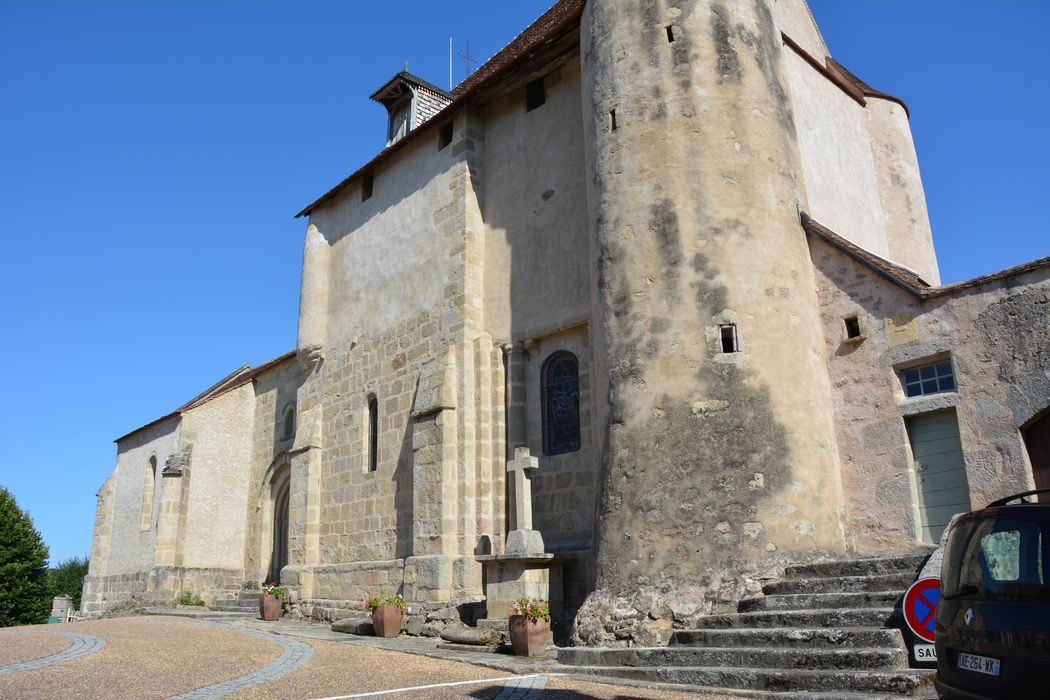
[
  {"x1": 295, "y1": 0, "x2": 585, "y2": 219},
  {"x1": 802, "y1": 213, "x2": 931, "y2": 297},
  {"x1": 114, "y1": 350, "x2": 297, "y2": 443},
  {"x1": 369, "y1": 71, "x2": 453, "y2": 103},
  {"x1": 802, "y1": 213, "x2": 1050, "y2": 300}
]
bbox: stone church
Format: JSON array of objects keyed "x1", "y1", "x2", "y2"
[{"x1": 84, "y1": 0, "x2": 1049, "y2": 648}]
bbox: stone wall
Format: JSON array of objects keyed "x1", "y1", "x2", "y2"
[
  {"x1": 810, "y1": 233, "x2": 1050, "y2": 556},
  {"x1": 575, "y1": 0, "x2": 850, "y2": 646},
  {"x1": 81, "y1": 567, "x2": 244, "y2": 615},
  {"x1": 95, "y1": 417, "x2": 180, "y2": 577}
]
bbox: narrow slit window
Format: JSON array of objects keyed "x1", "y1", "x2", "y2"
[
  {"x1": 367, "y1": 395, "x2": 379, "y2": 472},
  {"x1": 610, "y1": 109, "x2": 618, "y2": 132},
  {"x1": 720, "y1": 324, "x2": 739, "y2": 353},
  {"x1": 666, "y1": 25, "x2": 676, "y2": 43},
  {"x1": 361, "y1": 172, "x2": 374, "y2": 201},
  {"x1": 526, "y1": 77, "x2": 545, "y2": 112},
  {"x1": 844, "y1": 316, "x2": 861, "y2": 339},
  {"x1": 140, "y1": 456, "x2": 157, "y2": 531},
  {"x1": 282, "y1": 405, "x2": 296, "y2": 439},
  {"x1": 438, "y1": 121, "x2": 453, "y2": 150}
]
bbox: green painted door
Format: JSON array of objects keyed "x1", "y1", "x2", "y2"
[{"x1": 906, "y1": 410, "x2": 972, "y2": 544}]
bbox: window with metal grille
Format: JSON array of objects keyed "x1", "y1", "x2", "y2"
[
  {"x1": 542, "y1": 352, "x2": 581, "y2": 456},
  {"x1": 903, "y1": 361, "x2": 956, "y2": 398}
]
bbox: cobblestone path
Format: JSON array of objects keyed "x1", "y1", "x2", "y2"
[{"x1": 0, "y1": 630, "x2": 107, "y2": 676}]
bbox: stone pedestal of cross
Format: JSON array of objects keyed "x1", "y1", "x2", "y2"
[{"x1": 505, "y1": 446, "x2": 545, "y2": 556}]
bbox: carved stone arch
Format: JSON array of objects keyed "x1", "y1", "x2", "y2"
[{"x1": 256, "y1": 451, "x2": 292, "y2": 513}]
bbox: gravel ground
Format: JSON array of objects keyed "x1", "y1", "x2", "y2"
[
  {"x1": 0, "y1": 630, "x2": 73, "y2": 666},
  {"x1": 0, "y1": 617, "x2": 281, "y2": 699},
  {"x1": 0, "y1": 616, "x2": 737, "y2": 699},
  {"x1": 230, "y1": 640, "x2": 510, "y2": 700}
]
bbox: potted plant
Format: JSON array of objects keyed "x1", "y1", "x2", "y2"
[
  {"x1": 259, "y1": 582, "x2": 285, "y2": 621},
  {"x1": 508, "y1": 596, "x2": 550, "y2": 656},
  {"x1": 364, "y1": 594, "x2": 407, "y2": 638}
]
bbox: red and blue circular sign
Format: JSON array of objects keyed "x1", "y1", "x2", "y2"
[{"x1": 903, "y1": 577, "x2": 940, "y2": 643}]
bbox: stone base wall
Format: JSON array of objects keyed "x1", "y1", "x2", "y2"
[
  {"x1": 296, "y1": 554, "x2": 484, "y2": 610},
  {"x1": 571, "y1": 564, "x2": 781, "y2": 648},
  {"x1": 81, "y1": 566, "x2": 244, "y2": 616}
]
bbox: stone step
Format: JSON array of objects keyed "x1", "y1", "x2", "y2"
[
  {"x1": 216, "y1": 598, "x2": 260, "y2": 608},
  {"x1": 211, "y1": 605, "x2": 258, "y2": 614},
  {"x1": 566, "y1": 665, "x2": 935, "y2": 695},
  {"x1": 688, "y1": 607, "x2": 899, "y2": 629},
  {"x1": 670, "y1": 627, "x2": 905, "y2": 649},
  {"x1": 784, "y1": 555, "x2": 928, "y2": 580},
  {"x1": 763, "y1": 573, "x2": 915, "y2": 595},
  {"x1": 558, "y1": 645, "x2": 906, "y2": 671},
  {"x1": 739, "y1": 591, "x2": 902, "y2": 613}
]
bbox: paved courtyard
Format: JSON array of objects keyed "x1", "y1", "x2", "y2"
[{"x1": 0, "y1": 616, "x2": 723, "y2": 700}]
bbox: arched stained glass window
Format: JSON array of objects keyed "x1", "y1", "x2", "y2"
[{"x1": 542, "y1": 352, "x2": 581, "y2": 456}]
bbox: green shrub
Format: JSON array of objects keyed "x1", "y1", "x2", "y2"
[{"x1": 176, "y1": 591, "x2": 206, "y2": 607}]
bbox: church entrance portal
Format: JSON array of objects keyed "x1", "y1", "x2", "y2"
[
  {"x1": 268, "y1": 477, "x2": 290, "y2": 584},
  {"x1": 1023, "y1": 410, "x2": 1050, "y2": 503}
]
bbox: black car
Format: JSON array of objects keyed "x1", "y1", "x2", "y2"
[{"x1": 935, "y1": 488, "x2": 1050, "y2": 700}]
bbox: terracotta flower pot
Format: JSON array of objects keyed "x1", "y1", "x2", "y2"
[
  {"x1": 259, "y1": 594, "x2": 283, "y2": 621},
  {"x1": 371, "y1": 604, "x2": 404, "y2": 638},
  {"x1": 509, "y1": 615, "x2": 549, "y2": 656}
]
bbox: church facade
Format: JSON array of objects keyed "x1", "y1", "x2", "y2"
[{"x1": 84, "y1": 0, "x2": 1050, "y2": 646}]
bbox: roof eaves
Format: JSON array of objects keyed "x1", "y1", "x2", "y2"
[
  {"x1": 927, "y1": 255, "x2": 1050, "y2": 298},
  {"x1": 801, "y1": 213, "x2": 930, "y2": 299},
  {"x1": 825, "y1": 57, "x2": 910, "y2": 118}
]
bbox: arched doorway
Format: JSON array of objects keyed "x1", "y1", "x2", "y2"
[
  {"x1": 267, "y1": 476, "x2": 290, "y2": 584},
  {"x1": 1023, "y1": 410, "x2": 1050, "y2": 503}
]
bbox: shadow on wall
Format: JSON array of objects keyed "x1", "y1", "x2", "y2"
[{"x1": 394, "y1": 379, "x2": 420, "y2": 560}]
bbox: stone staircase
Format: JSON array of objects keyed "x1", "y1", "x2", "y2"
[
  {"x1": 210, "y1": 595, "x2": 260, "y2": 615},
  {"x1": 560, "y1": 555, "x2": 937, "y2": 698}
]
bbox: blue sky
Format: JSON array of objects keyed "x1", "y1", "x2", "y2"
[{"x1": 1, "y1": 1, "x2": 1046, "y2": 566}]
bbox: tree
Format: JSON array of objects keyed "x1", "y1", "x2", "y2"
[
  {"x1": 0, "y1": 487, "x2": 51, "y2": 626},
  {"x1": 48, "y1": 556, "x2": 90, "y2": 610}
]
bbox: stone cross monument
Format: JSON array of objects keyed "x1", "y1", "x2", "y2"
[{"x1": 505, "y1": 446, "x2": 545, "y2": 556}]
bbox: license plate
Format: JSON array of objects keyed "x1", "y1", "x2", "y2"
[
  {"x1": 913, "y1": 644, "x2": 937, "y2": 661},
  {"x1": 957, "y1": 652, "x2": 1000, "y2": 677}
]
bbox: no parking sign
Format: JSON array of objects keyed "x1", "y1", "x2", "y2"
[{"x1": 903, "y1": 577, "x2": 940, "y2": 654}]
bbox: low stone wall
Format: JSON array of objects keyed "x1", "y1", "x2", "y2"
[
  {"x1": 81, "y1": 571, "x2": 152, "y2": 616},
  {"x1": 81, "y1": 566, "x2": 244, "y2": 616},
  {"x1": 306, "y1": 559, "x2": 406, "y2": 604}
]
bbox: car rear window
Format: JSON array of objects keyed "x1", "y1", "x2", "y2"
[{"x1": 942, "y1": 516, "x2": 1050, "y2": 601}]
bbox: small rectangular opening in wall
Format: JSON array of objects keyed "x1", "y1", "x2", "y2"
[
  {"x1": 720, "y1": 324, "x2": 738, "y2": 353},
  {"x1": 610, "y1": 109, "x2": 618, "y2": 131},
  {"x1": 361, "y1": 172, "x2": 374, "y2": 201},
  {"x1": 438, "y1": 121, "x2": 453, "y2": 150},
  {"x1": 526, "y1": 77, "x2": 545, "y2": 112},
  {"x1": 666, "y1": 25, "x2": 676, "y2": 43},
  {"x1": 844, "y1": 316, "x2": 861, "y2": 339}
]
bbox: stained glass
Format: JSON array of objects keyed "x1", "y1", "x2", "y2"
[{"x1": 543, "y1": 352, "x2": 581, "y2": 455}]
